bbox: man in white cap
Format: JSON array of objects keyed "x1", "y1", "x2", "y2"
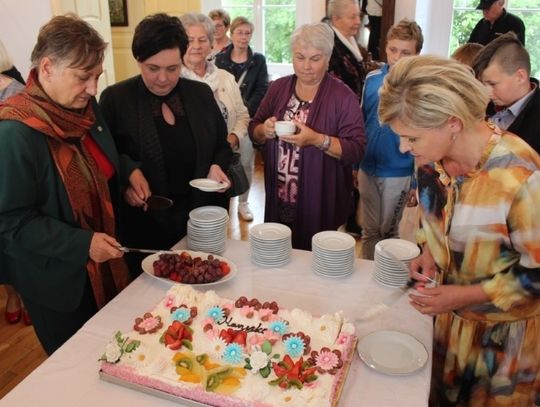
[{"x1": 468, "y1": 0, "x2": 525, "y2": 45}]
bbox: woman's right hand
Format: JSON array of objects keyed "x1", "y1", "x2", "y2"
[
  {"x1": 89, "y1": 232, "x2": 123, "y2": 263},
  {"x1": 409, "y1": 244, "x2": 438, "y2": 286},
  {"x1": 263, "y1": 117, "x2": 277, "y2": 139},
  {"x1": 125, "y1": 169, "x2": 151, "y2": 208}
]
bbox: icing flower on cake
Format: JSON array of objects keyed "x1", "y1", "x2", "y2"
[
  {"x1": 222, "y1": 343, "x2": 244, "y2": 364},
  {"x1": 163, "y1": 294, "x2": 175, "y2": 308},
  {"x1": 308, "y1": 348, "x2": 343, "y2": 375},
  {"x1": 336, "y1": 332, "x2": 352, "y2": 346},
  {"x1": 240, "y1": 305, "x2": 255, "y2": 318},
  {"x1": 282, "y1": 332, "x2": 311, "y2": 355},
  {"x1": 249, "y1": 350, "x2": 270, "y2": 372},
  {"x1": 104, "y1": 342, "x2": 122, "y2": 363},
  {"x1": 268, "y1": 320, "x2": 289, "y2": 336},
  {"x1": 207, "y1": 306, "x2": 225, "y2": 322},
  {"x1": 283, "y1": 335, "x2": 305, "y2": 358},
  {"x1": 208, "y1": 337, "x2": 228, "y2": 359},
  {"x1": 99, "y1": 331, "x2": 141, "y2": 364},
  {"x1": 258, "y1": 308, "x2": 273, "y2": 321},
  {"x1": 171, "y1": 307, "x2": 190, "y2": 323},
  {"x1": 134, "y1": 313, "x2": 163, "y2": 334},
  {"x1": 244, "y1": 341, "x2": 277, "y2": 378}
]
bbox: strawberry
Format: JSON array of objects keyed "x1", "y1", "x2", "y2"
[
  {"x1": 232, "y1": 330, "x2": 247, "y2": 346},
  {"x1": 219, "y1": 261, "x2": 231, "y2": 276},
  {"x1": 219, "y1": 329, "x2": 234, "y2": 344}
]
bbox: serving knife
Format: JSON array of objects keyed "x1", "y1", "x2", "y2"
[{"x1": 118, "y1": 247, "x2": 176, "y2": 254}]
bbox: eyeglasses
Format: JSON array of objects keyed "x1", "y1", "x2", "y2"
[
  {"x1": 214, "y1": 24, "x2": 225, "y2": 29},
  {"x1": 234, "y1": 31, "x2": 252, "y2": 37}
]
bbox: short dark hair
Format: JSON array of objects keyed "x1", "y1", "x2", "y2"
[
  {"x1": 132, "y1": 13, "x2": 188, "y2": 62},
  {"x1": 472, "y1": 32, "x2": 530, "y2": 77},
  {"x1": 31, "y1": 14, "x2": 106, "y2": 70}
]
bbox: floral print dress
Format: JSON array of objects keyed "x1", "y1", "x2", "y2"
[{"x1": 416, "y1": 125, "x2": 540, "y2": 406}]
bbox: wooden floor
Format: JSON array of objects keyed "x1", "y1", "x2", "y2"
[{"x1": 0, "y1": 152, "x2": 415, "y2": 399}]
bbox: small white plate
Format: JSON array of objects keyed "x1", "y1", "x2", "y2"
[
  {"x1": 312, "y1": 231, "x2": 356, "y2": 251},
  {"x1": 358, "y1": 330, "x2": 428, "y2": 375},
  {"x1": 189, "y1": 178, "x2": 228, "y2": 192},
  {"x1": 189, "y1": 206, "x2": 229, "y2": 223},
  {"x1": 250, "y1": 223, "x2": 292, "y2": 241},
  {"x1": 375, "y1": 239, "x2": 420, "y2": 261},
  {"x1": 141, "y1": 250, "x2": 237, "y2": 286}
]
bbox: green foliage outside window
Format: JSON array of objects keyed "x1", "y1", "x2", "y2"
[
  {"x1": 451, "y1": 0, "x2": 540, "y2": 77},
  {"x1": 222, "y1": 0, "x2": 296, "y2": 64}
]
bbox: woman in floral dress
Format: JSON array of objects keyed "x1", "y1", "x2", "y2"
[{"x1": 378, "y1": 54, "x2": 540, "y2": 406}]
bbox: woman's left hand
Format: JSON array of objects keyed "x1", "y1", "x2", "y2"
[
  {"x1": 409, "y1": 284, "x2": 489, "y2": 316},
  {"x1": 207, "y1": 164, "x2": 231, "y2": 192},
  {"x1": 279, "y1": 120, "x2": 320, "y2": 147}
]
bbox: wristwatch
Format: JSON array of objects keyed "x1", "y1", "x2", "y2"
[{"x1": 318, "y1": 134, "x2": 331, "y2": 152}]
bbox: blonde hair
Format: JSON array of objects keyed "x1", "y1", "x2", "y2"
[
  {"x1": 378, "y1": 55, "x2": 489, "y2": 130},
  {"x1": 0, "y1": 39, "x2": 14, "y2": 72},
  {"x1": 230, "y1": 16, "x2": 254, "y2": 35},
  {"x1": 387, "y1": 19, "x2": 424, "y2": 53},
  {"x1": 208, "y1": 8, "x2": 231, "y2": 27}
]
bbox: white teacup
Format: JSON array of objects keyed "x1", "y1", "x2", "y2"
[{"x1": 274, "y1": 120, "x2": 296, "y2": 137}]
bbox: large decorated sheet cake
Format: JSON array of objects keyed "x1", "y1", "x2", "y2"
[{"x1": 99, "y1": 285, "x2": 357, "y2": 406}]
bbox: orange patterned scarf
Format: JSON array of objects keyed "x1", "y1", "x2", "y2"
[{"x1": 0, "y1": 69, "x2": 130, "y2": 308}]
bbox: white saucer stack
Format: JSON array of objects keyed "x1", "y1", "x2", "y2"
[
  {"x1": 373, "y1": 239, "x2": 420, "y2": 287},
  {"x1": 312, "y1": 231, "x2": 356, "y2": 278},
  {"x1": 187, "y1": 206, "x2": 228, "y2": 254},
  {"x1": 249, "y1": 223, "x2": 292, "y2": 267}
]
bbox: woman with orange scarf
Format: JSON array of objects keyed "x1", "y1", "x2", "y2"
[{"x1": 0, "y1": 15, "x2": 130, "y2": 355}]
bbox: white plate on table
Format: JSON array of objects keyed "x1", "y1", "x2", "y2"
[
  {"x1": 189, "y1": 178, "x2": 228, "y2": 192},
  {"x1": 141, "y1": 250, "x2": 237, "y2": 286},
  {"x1": 358, "y1": 330, "x2": 428, "y2": 375},
  {"x1": 312, "y1": 231, "x2": 356, "y2": 251},
  {"x1": 375, "y1": 239, "x2": 420, "y2": 261}
]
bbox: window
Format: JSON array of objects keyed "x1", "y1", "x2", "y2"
[
  {"x1": 202, "y1": 0, "x2": 325, "y2": 78},
  {"x1": 222, "y1": 0, "x2": 296, "y2": 64},
  {"x1": 451, "y1": 0, "x2": 540, "y2": 77}
]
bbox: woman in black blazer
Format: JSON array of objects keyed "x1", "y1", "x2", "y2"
[{"x1": 100, "y1": 13, "x2": 232, "y2": 276}]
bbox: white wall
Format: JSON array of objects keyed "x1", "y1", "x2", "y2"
[
  {"x1": 395, "y1": 0, "x2": 453, "y2": 57},
  {"x1": 0, "y1": 0, "x2": 53, "y2": 80}
]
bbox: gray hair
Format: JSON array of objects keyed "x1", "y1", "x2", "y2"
[
  {"x1": 31, "y1": 14, "x2": 106, "y2": 70},
  {"x1": 180, "y1": 13, "x2": 215, "y2": 44},
  {"x1": 327, "y1": 0, "x2": 358, "y2": 18},
  {"x1": 290, "y1": 23, "x2": 334, "y2": 58},
  {"x1": 0, "y1": 39, "x2": 14, "y2": 72}
]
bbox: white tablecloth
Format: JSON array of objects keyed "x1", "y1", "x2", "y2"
[{"x1": 1, "y1": 239, "x2": 433, "y2": 407}]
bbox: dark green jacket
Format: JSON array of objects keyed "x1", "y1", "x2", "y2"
[{"x1": 0, "y1": 100, "x2": 121, "y2": 312}]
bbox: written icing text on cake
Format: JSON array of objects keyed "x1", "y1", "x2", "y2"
[{"x1": 217, "y1": 316, "x2": 267, "y2": 334}]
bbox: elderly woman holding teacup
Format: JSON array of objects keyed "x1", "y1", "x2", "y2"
[{"x1": 249, "y1": 23, "x2": 365, "y2": 250}]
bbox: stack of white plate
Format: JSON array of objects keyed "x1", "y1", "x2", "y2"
[
  {"x1": 187, "y1": 206, "x2": 229, "y2": 254},
  {"x1": 312, "y1": 231, "x2": 356, "y2": 278},
  {"x1": 373, "y1": 239, "x2": 420, "y2": 287},
  {"x1": 249, "y1": 223, "x2": 292, "y2": 267}
]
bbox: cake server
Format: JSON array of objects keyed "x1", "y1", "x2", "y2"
[{"x1": 145, "y1": 195, "x2": 173, "y2": 210}]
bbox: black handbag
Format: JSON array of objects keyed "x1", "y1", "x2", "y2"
[{"x1": 227, "y1": 152, "x2": 250, "y2": 197}]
